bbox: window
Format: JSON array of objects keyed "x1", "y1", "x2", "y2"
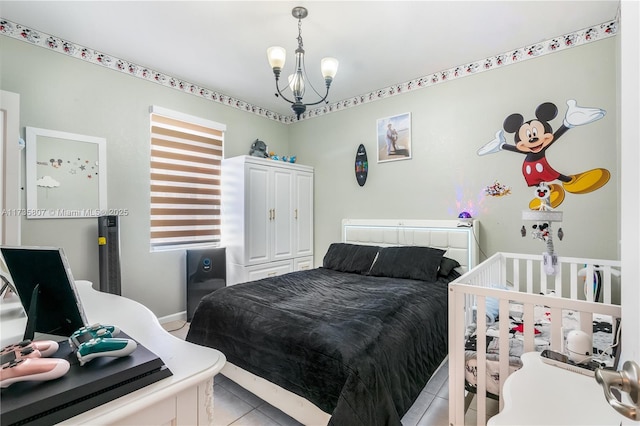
[{"x1": 149, "y1": 106, "x2": 225, "y2": 251}]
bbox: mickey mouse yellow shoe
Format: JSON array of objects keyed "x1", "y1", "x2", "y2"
[
  {"x1": 529, "y1": 184, "x2": 565, "y2": 210},
  {"x1": 563, "y1": 168, "x2": 610, "y2": 194}
]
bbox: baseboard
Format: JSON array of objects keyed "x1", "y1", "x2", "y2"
[{"x1": 157, "y1": 311, "x2": 187, "y2": 325}]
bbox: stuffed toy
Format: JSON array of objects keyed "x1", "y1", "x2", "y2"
[{"x1": 249, "y1": 139, "x2": 268, "y2": 158}]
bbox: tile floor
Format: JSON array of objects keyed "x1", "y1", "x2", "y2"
[{"x1": 162, "y1": 320, "x2": 497, "y2": 426}]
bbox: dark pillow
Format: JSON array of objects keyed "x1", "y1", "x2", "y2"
[
  {"x1": 369, "y1": 246, "x2": 445, "y2": 282},
  {"x1": 439, "y1": 256, "x2": 461, "y2": 276},
  {"x1": 322, "y1": 243, "x2": 380, "y2": 274}
]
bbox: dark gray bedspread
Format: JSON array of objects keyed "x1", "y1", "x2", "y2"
[{"x1": 186, "y1": 267, "x2": 452, "y2": 426}]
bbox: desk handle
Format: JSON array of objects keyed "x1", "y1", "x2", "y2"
[{"x1": 595, "y1": 360, "x2": 640, "y2": 420}]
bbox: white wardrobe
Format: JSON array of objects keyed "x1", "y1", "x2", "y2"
[{"x1": 222, "y1": 155, "x2": 314, "y2": 285}]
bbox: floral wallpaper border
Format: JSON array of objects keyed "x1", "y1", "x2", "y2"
[{"x1": 0, "y1": 17, "x2": 617, "y2": 124}]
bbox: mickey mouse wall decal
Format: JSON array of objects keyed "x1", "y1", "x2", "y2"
[{"x1": 478, "y1": 100, "x2": 610, "y2": 209}]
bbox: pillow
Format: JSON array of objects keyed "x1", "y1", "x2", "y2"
[
  {"x1": 485, "y1": 297, "x2": 500, "y2": 324},
  {"x1": 368, "y1": 246, "x2": 445, "y2": 282},
  {"x1": 438, "y1": 256, "x2": 461, "y2": 276},
  {"x1": 322, "y1": 243, "x2": 380, "y2": 274},
  {"x1": 485, "y1": 284, "x2": 511, "y2": 324}
]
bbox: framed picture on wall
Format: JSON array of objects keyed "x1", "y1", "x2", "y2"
[
  {"x1": 25, "y1": 127, "x2": 107, "y2": 219},
  {"x1": 376, "y1": 112, "x2": 411, "y2": 163}
]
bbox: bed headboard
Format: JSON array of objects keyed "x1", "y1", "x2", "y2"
[{"x1": 342, "y1": 219, "x2": 480, "y2": 273}]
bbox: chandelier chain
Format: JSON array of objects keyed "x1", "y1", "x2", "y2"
[{"x1": 297, "y1": 18, "x2": 304, "y2": 50}]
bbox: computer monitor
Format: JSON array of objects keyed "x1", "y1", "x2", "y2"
[{"x1": 1, "y1": 246, "x2": 87, "y2": 339}]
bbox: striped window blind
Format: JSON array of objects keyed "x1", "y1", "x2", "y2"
[{"x1": 149, "y1": 106, "x2": 225, "y2": 251}]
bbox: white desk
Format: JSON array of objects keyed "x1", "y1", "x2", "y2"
[
  {"x1": 488, "y1": 352, "x2": 629, "y2": 426},
  {"x1": 1, "y1": 281, "x2": 226, "y2": 425}
]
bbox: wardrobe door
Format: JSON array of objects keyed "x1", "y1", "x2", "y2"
[
  {"x1": 271, "y1": 168, "x2": 294, "y2": 261},
  {"x1": 293, "y1": 171, "x2": 313, "y2": 258},
  {"x1": 245, "y1": 163, "x2": 271, "y2": 264}
]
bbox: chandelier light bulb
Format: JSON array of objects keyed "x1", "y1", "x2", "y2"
[
  {"x1": 287, "y1": 73, "x2": 305, "y2": 98},
  {"x1": 267, "y1": 46, "x2": 286, "y2": 71},
  {"x1": 321, "y1": 57, "x2": 339, "y2": 80}
]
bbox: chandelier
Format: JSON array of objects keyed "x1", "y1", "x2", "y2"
[{"x1": 267, "y1": 6, "x2": 339, "y2": 119}]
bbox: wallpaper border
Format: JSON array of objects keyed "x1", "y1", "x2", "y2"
[{"x1": 0, "y1": 17, "x2": 617, "y2": 124}]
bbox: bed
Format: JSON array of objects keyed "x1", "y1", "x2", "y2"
[
  {"x1": 448, "y1": 252, "x2": 622, "y2": 426},
  {"x1": 186, "y1": 219, "x2": 479, "y2": 425}
]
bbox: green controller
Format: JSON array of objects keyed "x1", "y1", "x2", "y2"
[{"x1": 76, "y1": 337, "x2": 137, "y2": 366}]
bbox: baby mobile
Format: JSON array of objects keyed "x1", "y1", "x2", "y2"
[
  {"x1": 477, "y1": 100, "x2": 609, "y2": 275},
  {"x1": 521, "y1": 183, "x2": 564, "y2": 275}
]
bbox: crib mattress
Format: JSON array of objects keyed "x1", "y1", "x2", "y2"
[{"x1": 463, "y1": 304, "x2": 615, "y2": 396}]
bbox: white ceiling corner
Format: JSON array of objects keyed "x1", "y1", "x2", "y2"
[{"x1": 0, "y1": 1, "x2": 620, "y2": 122}]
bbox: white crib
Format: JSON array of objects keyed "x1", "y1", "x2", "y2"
[{"x1": 448, "y1": 252, "x2": 622, "y2": 426}]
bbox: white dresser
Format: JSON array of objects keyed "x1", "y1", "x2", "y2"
[
  {"x1": 1, "y1": 281, "x2": 225, "y2": 425},
  {"x1": 222, "y1": 155, "x2": 314, "y2": 285}
]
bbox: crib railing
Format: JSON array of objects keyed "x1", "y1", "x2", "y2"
[{"x1": 448, "y1": 252, "x2": 622, "y2": 426}]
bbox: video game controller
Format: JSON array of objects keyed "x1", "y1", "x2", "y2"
[
  {"x1": 0, "y1": 357, "x2": 70, "y2": 388},
  {"x1": 69, "y1": 323, "x2": 120, "y2": 349},
  {"x1": 76, "y1": 337, "x2": 137, "y2": 366},
  {"x1": 1, "y1": 339, "x2": 59, "y2": 359}
]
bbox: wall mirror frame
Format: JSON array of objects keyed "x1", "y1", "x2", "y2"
[{"x1": 25, "y1": 127, "x2": 107, "y2": 219}]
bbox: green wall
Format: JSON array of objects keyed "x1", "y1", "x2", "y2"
[
  {"x1": 1, "y1": 34, "x2": 619, "y2": 318},
  {"x1": 0, "y1": 36, "x2": 288, "y2": 317},
  {"x1": 289, "y1": 38, "x2": 619, "y2": 267}
]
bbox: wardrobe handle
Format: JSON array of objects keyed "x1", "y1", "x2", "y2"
[{"x1": 294, "y1": 209, "x2": 298, "y2": 219}]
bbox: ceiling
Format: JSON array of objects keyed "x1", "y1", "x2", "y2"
[{"x1": 0, "y1": 1, "x2": 620, "y2": 118}]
